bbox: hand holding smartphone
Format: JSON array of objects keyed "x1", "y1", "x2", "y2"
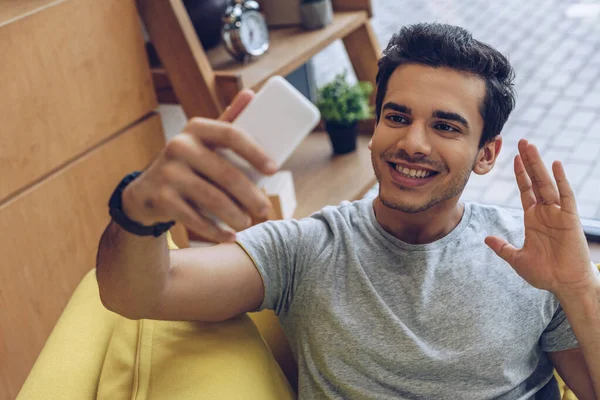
[{"x1": 122, "y1": 76, "x2": 320, "y2": 243}]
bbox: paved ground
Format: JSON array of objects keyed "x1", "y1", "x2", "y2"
[{"x1": 313, "y1": 0, "x2": 600, "y2": 221}]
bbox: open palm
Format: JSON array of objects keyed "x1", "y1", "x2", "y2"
[{"x1": 485, "y1": 140, "x2": 594, "y2": 296}]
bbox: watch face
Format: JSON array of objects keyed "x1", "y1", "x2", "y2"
[{"x1": 239, "y1": 10, "x2": 269, "y2": 56}]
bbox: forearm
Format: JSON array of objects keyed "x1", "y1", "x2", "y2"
[
  {"x1": 558, "y1": 271, "x2": 600, "y2": 398},
  {"x1": 96, "y1": 220, "x2": 170, "y2": 319}
]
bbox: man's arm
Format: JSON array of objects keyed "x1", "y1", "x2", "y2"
[
  {"x1": 96, "y1": 90, "x2": 276, "y2": 321},
  {"x1": 484, "y1": 140, "x2": 600, "y2": 398},
  {"x1": 553, "y1": 283, "x2": 600, "y2": 399},
  {"x1": 96, "y1": 221, "x2": 264, "y2": 321},
  {"x1": 548, "y1": 347, "x2": 596, "y2": 400}
]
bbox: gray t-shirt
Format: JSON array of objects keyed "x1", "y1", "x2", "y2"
[{"x1": 236, "y1": 199, "x2": 579, "y2": 399}]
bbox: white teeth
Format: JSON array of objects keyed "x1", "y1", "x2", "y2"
[{"x1": 395, "y1": 164, "x2": 433, "y2": 179}]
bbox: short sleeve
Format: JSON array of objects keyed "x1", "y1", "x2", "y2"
[
  {"x1": 235, "y1": 215, "x2": 332, "y2": 315},
  {"x1": 540, "y1": 303, "x2": 579, "y2": 352}
]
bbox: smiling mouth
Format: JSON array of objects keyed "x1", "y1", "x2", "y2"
[{"x1": 387, "y1": 162, "x2": 440, "y2": 179}]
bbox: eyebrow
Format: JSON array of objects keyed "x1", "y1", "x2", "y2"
[
  {"x1": 432, "y1": 109, "x2": 470, "y2": 128},
  {"x1": 382, "y1": 102, "x2": 412, "y2": 114}
]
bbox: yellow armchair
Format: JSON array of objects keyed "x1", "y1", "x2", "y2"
[
  {"x1": 17, "y1": 233, "x2": 295, "y2": 400},
  {"x1": 16, "y1": 267, "x2": 295, "y2": 400}
]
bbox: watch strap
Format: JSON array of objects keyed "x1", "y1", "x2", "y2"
[{"x1": 108, "y1": 171, "x2": 175, "y2": 237}]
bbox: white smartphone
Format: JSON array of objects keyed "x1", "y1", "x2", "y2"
[
  {"x1": 218, "y1": 75, "x2": 321, "y2": 185},
  {"x1": 204, "y1": 76, "x2": 320, "y2": 234}
]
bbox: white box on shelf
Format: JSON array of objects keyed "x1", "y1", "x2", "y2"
[{"x1": 260, "y1": 170, "x2": 297, "y2": 220}]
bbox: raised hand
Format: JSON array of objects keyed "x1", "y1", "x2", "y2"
[{"x1": 484, "y1": 139, "x2": 595, "y2": 296}]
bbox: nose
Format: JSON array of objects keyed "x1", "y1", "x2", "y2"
[{"x1": 396, "y1": 121, "x2": 432, "y2": 157}]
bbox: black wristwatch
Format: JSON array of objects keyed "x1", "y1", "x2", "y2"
[{"x1": 108, "y1": 171, "x2": 175, "y2": 237}]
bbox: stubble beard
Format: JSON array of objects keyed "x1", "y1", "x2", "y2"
[{"x1": 372, "y1": 155, "x2": 476, "y2": 214}]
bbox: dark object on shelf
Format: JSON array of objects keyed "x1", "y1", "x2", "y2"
[
  {"x1": 325, "y1": 121, "x2": 359, "y2": 155},
  {"x1": 300, "y1": 0, "x2": 333, "y2": 30},
  {"x1": 183, "y1": 0, "x2": 229, "y2": 50},
  {"x1": 286, "y1": 60, "x2": 317, "y2": 103}
]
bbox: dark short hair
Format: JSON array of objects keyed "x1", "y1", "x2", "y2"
[{"x1": 375, "y1": 23, "x2": 516, "y2": 147}]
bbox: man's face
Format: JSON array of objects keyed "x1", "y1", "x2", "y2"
[{"x1": 371, "y1": 64, "x2": 491, "y2": 213}]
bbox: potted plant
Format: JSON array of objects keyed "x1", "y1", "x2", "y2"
[
  {"x1": 316, "y1": 72, "x2": 374, "y2": 155},
  {"x1": 299, "y1": 0, "x2": 333, "y2": 30}
]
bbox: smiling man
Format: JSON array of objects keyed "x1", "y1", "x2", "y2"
[
  {"x1": 371, "y1": 61, "x2": 497, "y2": 243},
  {"x1": 97, "y1": 24, "x2": 600, "y2": 399}
]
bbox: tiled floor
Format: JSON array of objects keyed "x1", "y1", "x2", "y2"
[{"x1": 313, "y1": 0, "x2": 600, "y2": 221}]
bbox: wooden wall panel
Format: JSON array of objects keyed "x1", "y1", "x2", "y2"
[
  {"x1": 0, "y1": 0, "x2": 157, "y2": 203},
  {"x1": 0, "y1": 0, "x2": 64, "y2": 24},
  {"x1": 0, "y1": 114, "x2": 165, "y2": 399}
]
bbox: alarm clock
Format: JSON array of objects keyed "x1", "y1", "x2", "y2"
[{"x1": 222, "y1": 0, "x2": 270, "y2": 63}]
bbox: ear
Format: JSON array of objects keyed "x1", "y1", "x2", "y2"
[{"x1": 473, "y1": 135, "x2": 502, "y2": 175}]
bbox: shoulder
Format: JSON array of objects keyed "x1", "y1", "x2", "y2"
[
  {"x1": 257, "y1": 198, "x2": 371, "y2": 240},
  {"x1": 311, "y1": 198, "x2": 371, "y2": 228},
  {"x1": 239, "y1": 199, "x2": 364, "y2": 238}
]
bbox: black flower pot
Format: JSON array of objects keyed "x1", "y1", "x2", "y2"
[{"x1": 325, "y1": 121, "x2": 358, "y2": 155}]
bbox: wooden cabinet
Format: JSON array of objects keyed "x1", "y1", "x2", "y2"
[
  {"x1": 0, "y1": 1, "x2": 188, "y2": 398},
  {"x1": 0, "y1": 0, "x2": 156, "y2": 203}
]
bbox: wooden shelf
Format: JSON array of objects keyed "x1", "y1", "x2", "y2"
[
  {"x1": 141, "y1": 0, "x2": 380, "y2": 120},
  {"x1": 152, "y1": 11, "x2": 369, "y2": 105},
  {"x1": 208, "y1": 11, "x2": 368, "y2": 93}
]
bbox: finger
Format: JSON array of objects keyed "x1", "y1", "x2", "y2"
[
  {"x1": 184, "y1": 118, "x2": 277, "y2": 175},
  {"x1": 484, "y1": 236, "x2": 518, "y2": 266},
  {"x1": 517, "y1": 140, "x2": 543, "y2": 201},
  {"x1": 160, "y1": 187, "x2": 237, "y2": 243},
  {"x1": 165, "y1": 135, "x2": 272, "y2": 218},
  {"x1": 219, "y1": 89, "x2": 255, "y2": 123},
  {"x1": 169, "y1": 165, "x2": 253, "y2": 231},
  {"x1": 514, "y1": 154, "x2": 536, "y2": 210},
  {"x1": 518, "y1": 139, "x2": 559, "y2": 205},
  {"x1": 552, "y1": 160, "x2": 578, "y2": 214}
]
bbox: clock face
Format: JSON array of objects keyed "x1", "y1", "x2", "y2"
[{"x1": 239, "y1": 10, "x2": 269, "y2": 56}]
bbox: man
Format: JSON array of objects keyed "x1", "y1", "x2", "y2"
[{"x1": 96, "y1": 23, "x2": 600, "y2": 399}]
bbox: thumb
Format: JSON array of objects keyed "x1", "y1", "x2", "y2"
[
  {"x1": 485, "y1": 235, "x2": 518, "y2": 266},
  {"x1": 219, "y1": 89, "x2": 255, "y2": 122}
]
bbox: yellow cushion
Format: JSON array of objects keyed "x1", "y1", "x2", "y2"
[
  {"x1": 96, "y1": 315, "x2": 294, "y2": 400},
  {"x1": 96, "y1": 232, "x2": 295, "y2": 400},
  {"x1": 17, "y1": 269, "x2": 121, "y2": 400},
  {"x1": 555, "y1": 371, "x2": 578, "y2": 400}
]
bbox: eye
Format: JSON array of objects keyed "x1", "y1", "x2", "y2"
[
  {"x1": 385, "y1": 114, "x2": 409, "y2": 124},
  {"x1": 434, "y1": 123, "x2": 460, "y2": 133}
]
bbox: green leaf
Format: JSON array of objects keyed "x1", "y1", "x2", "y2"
[{"x1": 316, "y1": 71, "x2": 374, "y2": 126}]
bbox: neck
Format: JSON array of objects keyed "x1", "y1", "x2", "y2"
[{"x1": 372, "y1": 197, "x2": 465, "y2": 244}]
